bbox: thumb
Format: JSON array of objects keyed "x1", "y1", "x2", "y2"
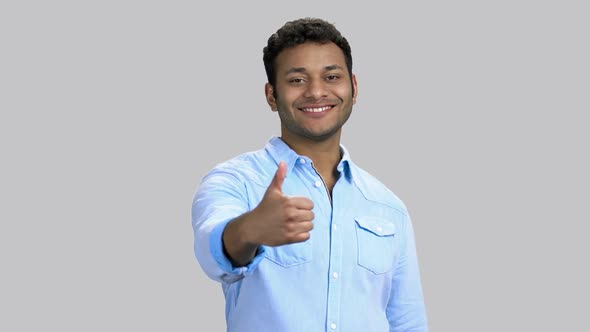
[{"x1": 268, "y1": 161, "x2": 287, "y2": 192}]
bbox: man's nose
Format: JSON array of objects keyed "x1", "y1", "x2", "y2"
[{"x1": 303, "y1": 79, "x2": 328, "y2": 99}]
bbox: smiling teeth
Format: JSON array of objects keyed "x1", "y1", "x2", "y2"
[{"x1": 302, "y1": 106, "x2": 331, "y2": 112}]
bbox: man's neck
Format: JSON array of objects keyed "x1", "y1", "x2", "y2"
[{"x1": 280, "y1": 131, "x2": 342, "y2": 183}]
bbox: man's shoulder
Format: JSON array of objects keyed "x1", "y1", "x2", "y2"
[
  {"x1": 204, "y1": 148, "x2": 274, "y2": 187},
  {"x1": 350, "y1": 162, "x2": 408, "y2": 215}
]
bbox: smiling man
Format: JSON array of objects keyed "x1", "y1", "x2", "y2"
[{"x1": 192, "y1": 18, "x2": 428, "y2": 332}]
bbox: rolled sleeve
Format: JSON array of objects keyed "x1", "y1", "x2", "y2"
[
  {"x1": 192, "y1": 171, "x2": 265, "y2": 284},
  {"x1": 209, "y1": 220, "x2": 266, "y2": 282}
]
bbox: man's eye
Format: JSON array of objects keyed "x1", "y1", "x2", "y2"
[
  {"x1": 289, "y1": 78, "x2": 304, "y2": 84},
  {"x1": 326, "y1": 75, "x2": 340, "y2": 81}
]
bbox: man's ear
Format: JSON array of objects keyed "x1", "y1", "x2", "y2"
[
  {"x1": 265, "y1": 83, "x2": 277, "y2": 112},
  {"x1": 351, "y1": 74, "x2": 358, "y2": 105}
]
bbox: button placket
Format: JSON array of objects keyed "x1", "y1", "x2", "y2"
[{"x1": 325, "y1": 184, "x2": 342, "y2": 332}]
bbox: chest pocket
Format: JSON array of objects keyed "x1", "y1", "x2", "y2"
[
  {"x1": 264, "y1": 240, "x2": 312, "y2": 267},
  {"x1": 354, "y1": 216, "x2": 398, "y2": 274}
]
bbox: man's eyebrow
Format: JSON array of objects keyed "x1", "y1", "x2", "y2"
[
  {"x1": 285, "y1": 65, "x2": 344, "y2": 75},
  {"x1": 325, "y1": 64, "x2": 344, "y2": 71},
  {"x1": 286, "y1": 67, "x2": 306, "y2": 75}
]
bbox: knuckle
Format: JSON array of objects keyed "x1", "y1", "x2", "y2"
[
  {"x1": 288, "y1": 232, "x2": 309, "y2": 243},
  {"x1": 283, "y1": 197, "x2": 295, "y2": 207},
  {"x1": 278, "y1": 196, "x2": 289, "y2": 206},
  {"x1": 285, "y1": 233, "x2": 298, "y2": 243},
  {"x1": 285, "y1": 210, "x2": 297, "y2": 221},
  {"x1": 284, "y1": 222, "x2": 295, "y2": 232}
]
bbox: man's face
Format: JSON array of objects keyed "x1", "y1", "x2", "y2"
[{"x1": 266, "y1": 42, "x2": 357, "y2": 142}]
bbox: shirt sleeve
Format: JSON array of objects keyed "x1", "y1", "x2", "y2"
[
  {"x1": 387, "y1": 214, "x2": 429, "y2": 331},
  {"x1": 192, "y1": 170, "x2": 266, "y2": 284}
]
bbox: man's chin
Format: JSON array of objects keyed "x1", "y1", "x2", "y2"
[{"x1": 300, "y1": 128, "x2": 341, "y2": 142}]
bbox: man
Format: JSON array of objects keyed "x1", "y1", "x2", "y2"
[{"x1": 192, "y1": 18, "x2": 428, "y2": 331}]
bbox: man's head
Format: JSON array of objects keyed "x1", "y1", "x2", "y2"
[
  {"x1": 263, "y1": 18, "x2": 353, "y2": 94},
  {"x1": 263, "y1": 18, "x2": 357, "y2": 143}
]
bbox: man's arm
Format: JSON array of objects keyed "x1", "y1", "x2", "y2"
[
  {"x1": 192, "y1": 170, "x2": 258, "y2": 283},
  {"x1": 386, "y1": 215, "x2": 429, "y2": 331},
  {"x1": 192, "y1": 162, "x2": 314, "y2": 283}
]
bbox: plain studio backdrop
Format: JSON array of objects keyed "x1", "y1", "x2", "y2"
[{"x1": 1, "y1": 1, "x2": 588, "y2": 331}]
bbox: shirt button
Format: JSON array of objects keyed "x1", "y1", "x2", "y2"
[
  {"x1": 299, "y1": 158, "x2": 306, "y2": 164},
  {"x1": 330, "y1": 323, "x2": 337, "y2": 330},
  {"x1": 314, "y1": 180, "x2": 322, "y2": 188},
  {"x1": 332, "y1": 224, "x2": 338, "y2": 231},
  {"x1": 332, "y1": 272, "x2": 339, "y2": 279}
]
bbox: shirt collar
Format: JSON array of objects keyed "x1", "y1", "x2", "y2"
[{"x1": 265, "y1": 136, "x2": 355, "y2": 183}]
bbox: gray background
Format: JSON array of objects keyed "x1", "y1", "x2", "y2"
[{"x1": 1, "y1": 0, "x2": 588, "y2": 331}]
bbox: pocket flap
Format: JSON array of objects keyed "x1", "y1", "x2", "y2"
[{"x1": 354, "y1": 216, "x2": 396, "y2": 236}]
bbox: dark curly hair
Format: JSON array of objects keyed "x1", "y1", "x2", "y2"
[{"x1": 263, "y1": 18, "x2": 353, "y2": 92}]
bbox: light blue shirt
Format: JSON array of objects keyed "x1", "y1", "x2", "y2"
[{"x1": 192, "y1": 137, "x2": 428, "y2": 332}]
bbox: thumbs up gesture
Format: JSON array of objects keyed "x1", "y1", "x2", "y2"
[
  {"x1": 222, "y1": 161, "x2": 315, "y2": 266},
  {"x1": 249, "y1": 161, "x2": 315, "y2": 246}
]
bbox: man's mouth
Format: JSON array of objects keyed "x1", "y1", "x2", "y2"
[{"x1": 299, "y1": 105, "x2": 334, "y2": 113}]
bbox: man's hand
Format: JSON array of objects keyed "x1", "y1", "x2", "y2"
[
  {"x1": 222, "y1": 161, "x2": 314, "y2": 266},
  {"x1": 246, "y1": 161, "x2": 315, "y2": 246}
]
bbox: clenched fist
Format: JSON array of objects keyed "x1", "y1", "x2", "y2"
[
  {"x1": 248, "y1": 161, "x2": 315, "y2": 246},
  {"x1": 222, "y1": 161, "x2": 315, "y2": 266}
]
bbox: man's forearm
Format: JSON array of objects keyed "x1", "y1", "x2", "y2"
[{"x1": 222, "y1": 211, "x2": 259, "y2": 267}]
